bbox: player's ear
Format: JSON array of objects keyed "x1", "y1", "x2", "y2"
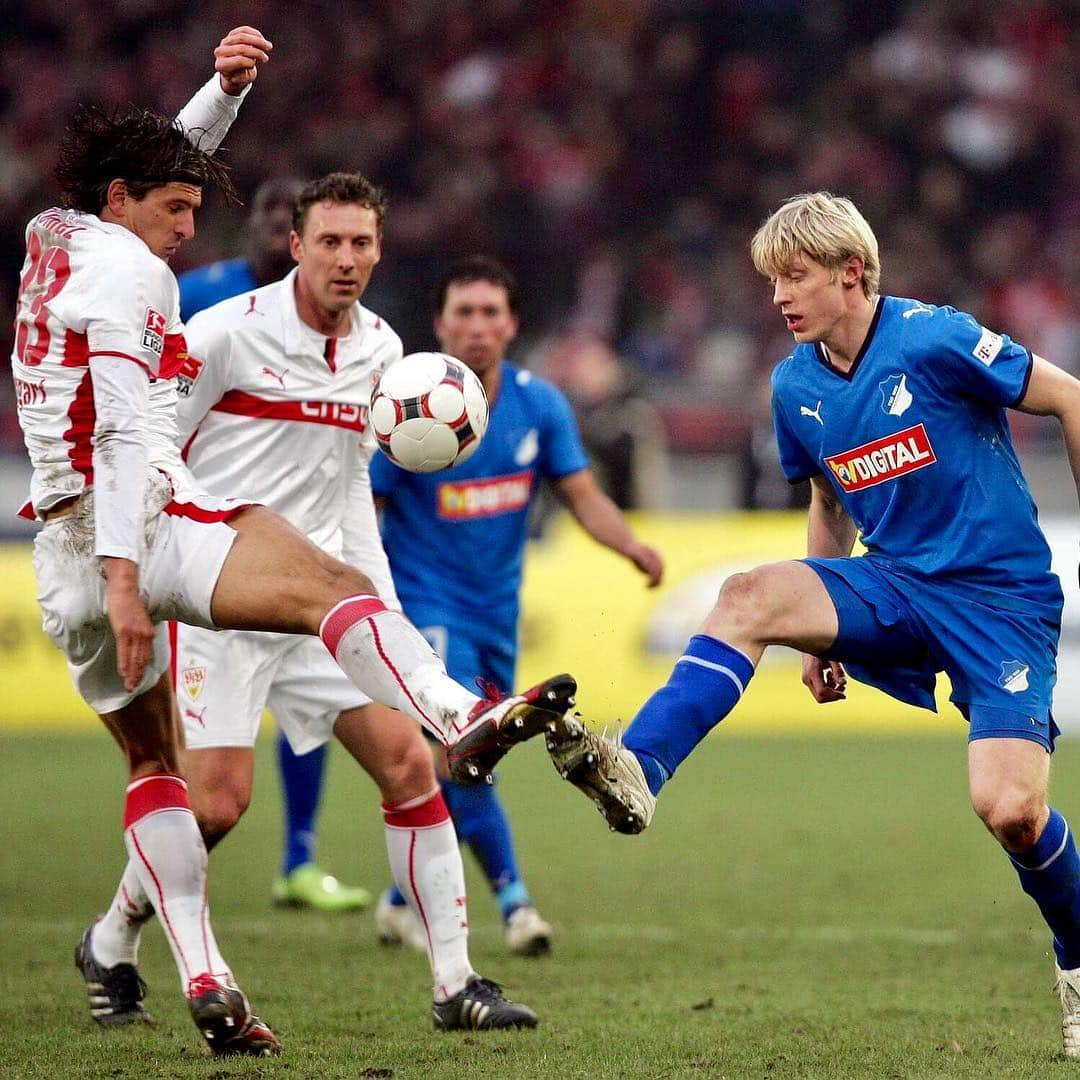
[
  {"x1": 842, "y1": 256, "x2": 864, "y2": 290},
  {"x1": 288, "y1": 230, "x2": 302, "y2": 264},
  {"x1": 104, "y1": 179, "x2": 128, "y2": 217}
]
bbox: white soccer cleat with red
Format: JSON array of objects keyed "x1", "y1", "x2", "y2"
[
  {"x1": 186, "y1": 973, "x2": 281, "y2": 1057},
  {"x1": 1056, "y1": 965, "x2": 1080, "y2": 1059},
  {"x1": 447, "y1": 674, "x2": 577, "y2": 785}
]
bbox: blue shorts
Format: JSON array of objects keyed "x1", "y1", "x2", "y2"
[
  {"x1": 400, "y1": 599, "x2": 517, "y2": 696},
  {"x1": 805, "y1": 556, "x2": 1061, "y2": 752}
]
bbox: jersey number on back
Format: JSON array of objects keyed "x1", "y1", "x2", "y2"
[{"x1": 14, "y1": 232, "x2": 71, "y2": 366}]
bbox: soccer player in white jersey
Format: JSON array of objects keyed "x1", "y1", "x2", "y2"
[
  {"x1": 11, "y1": 33, "x2": 575, "y2": 1058},
  {"x1": 166, "y1": 171, "x2": 544, "y2": 1030}
]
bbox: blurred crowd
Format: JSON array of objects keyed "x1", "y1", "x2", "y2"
[{"x1": 2, "y1": 0, "x2": 1078, "y2": 506}]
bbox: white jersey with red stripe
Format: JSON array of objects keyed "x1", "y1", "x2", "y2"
[
  {"x1": 177, "y1": 269, "x2": 401, "y2": 594},
  {"x1": 12, "y1": 208, "x2": 189, "y2": 518}
]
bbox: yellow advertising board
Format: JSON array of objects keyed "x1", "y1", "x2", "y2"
[{"x1": 0, "y1": 515, "x2": 962, "y2": 734}]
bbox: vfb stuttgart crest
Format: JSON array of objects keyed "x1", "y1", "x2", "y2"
[{"x1": 182, "y1": 664, "x2": 206, "y2": 700}]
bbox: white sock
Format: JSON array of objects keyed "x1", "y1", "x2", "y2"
[
  {"x1": 91, "y1": 860, "x2": 153, "y2": 967},
  {"x1": 321, "y1": 596, "x2": 478, "y2": 743},
  {"x1": 383, "y1": 788, "x2": 473, "y2": 1001},
  {"x1": 123, "y1": 775, "x2": 232, "y2": 992}
]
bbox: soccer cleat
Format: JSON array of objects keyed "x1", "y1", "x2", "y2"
[
  {"x1": 504, "y1": 905, "x2": 553, "y2": 957},
  {"x1": 271, "y1": 863, "x2": 372, "y2": 912},
  {"x1": 374, "y1": 890, "x2": 427, "y2": 952},
  {"x1": 432, "y1": 975, "x2": 539, "y2": 1031},
  {"x1": 545, "y1": 714, "x2": 656, "y2": 835},
  {"x1": 74, "y1": 921, "x2": 152, "y2": 1026},
  {"x1": 187, "y1": 973, "x2": 281, "y2": 1057},
  {"x1": 1055, "y1": 965, "x2": 1080, "y2": 1059},
  {"x1": 447, "y1": 673, "x2": 577, "y2": 785}
]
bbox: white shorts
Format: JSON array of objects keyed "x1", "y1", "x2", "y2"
[
  {"x1": 174, "y1": 623, "x2": 369, "y2": 755},
  {"x1": 32, "y1": 476, "x2": 245, "y2": 715}
]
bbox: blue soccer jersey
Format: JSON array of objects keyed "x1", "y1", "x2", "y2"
[
  {"x1": 771, "y1": 296, "x2": 1057, "y2": 599},
  {"x1": 371, "y1": 362, "x2": 589, "y2": 618},
  {"x1": 178, "y1": 257, "x2": 256, "y2": 321}
]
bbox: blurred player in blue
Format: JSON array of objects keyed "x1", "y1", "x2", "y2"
[
  {"x1": 178, "y1": 177, "x2": 370, "y2": 914},
  {"x1": 549, "y1": 192, "x2": 1080, "y2": 1055},
  {"x1": 371, "y1": 256, "x2": 664, "y2": 955}
]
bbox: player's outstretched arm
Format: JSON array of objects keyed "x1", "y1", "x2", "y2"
[
  {"x1": 174, "y1": 25, "x2": 272, "y2": 152},
  {"x1": 554, "y1": 469, "x2": 664, "y2": 587},
  {"x1": 1014, "y1": 356, "x2": 1080, "y2": 513},
  {"x1": 801, "y1": 475, "x2": 856, "y2": 703}
]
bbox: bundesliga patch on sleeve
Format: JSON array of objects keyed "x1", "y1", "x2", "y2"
[
  {"x1": 972, "y1": 327, "x2": 1004, "y2": 366},
  {"x1": 142, "y1": 307, "x2": 166, "y2": 357},
  {"x1": 175, "y1": 352, "x2": 204, "y2": 397}
]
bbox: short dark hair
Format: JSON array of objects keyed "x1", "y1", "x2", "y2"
[
  {"x1": 55, "y1": 104, "x2": 235, "y2": 213},
  {"x1": 431, "y1": 256, "x2": 520, "y2": 316},
  {"x1": 292, "y1": 172, "x2": 387, "y2": 236}
]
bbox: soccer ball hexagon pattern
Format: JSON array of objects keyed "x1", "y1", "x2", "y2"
[{"x1": 370, "y1": 352, "x2": 489, "y2": 472}]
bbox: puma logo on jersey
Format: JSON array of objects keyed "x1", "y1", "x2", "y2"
[
  {"x1": 261, "y1": 366, "x2": 289, "y2": 388},
  {"x1": 879, "y1": 373, "x2": 913, "y2": 417},
  {"x1": 515, "y1": 428, "x2": 540, "y2": 465},
  {"x1": 800, "y1": 401, "x2": 824, "y2": 425},
  {"x1": 185, "y1": 705, "x2": 208, "y2": 727},
  {"x1": 824, "y1": 423, "x2": 936, "y2": 492},
  {"x1": 998, "y1": 660, "x2": 1030, "y2": 694},
  {"x1": 902, "y1": 303, "x2": 933, "y2": 319},
  {"x1": 245, "y1": 294, "x2": 263, "y2": 316}
]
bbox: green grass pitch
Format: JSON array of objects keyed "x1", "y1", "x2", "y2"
[{"x1": 3, "y1": 730, "x2": 1080, "y2": 1078}]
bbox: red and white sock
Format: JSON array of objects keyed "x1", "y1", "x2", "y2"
[
  {"x1": 123, "y1": 774, "x2": 231, "y2": 992},
  {"x1": 91, "y1": 860, "x2": 153, "y2": 967},
  {"x1": 321, "y1": 595, "x2": 479, "y2": 743},
  {"x1": 383, "y1": 788, "x2": 473, "y2": 1001}
]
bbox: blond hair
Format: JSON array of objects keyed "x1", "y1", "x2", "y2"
[{"x1": 750, "y1": 192, "x2": 880, "y2": 299}]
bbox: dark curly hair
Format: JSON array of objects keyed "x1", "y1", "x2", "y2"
[
  {"x1": 431, "y1": 256, "x2": 520, "y2": 316},
  {"x1": 292, "y1": 172, "x2": 387, "y2": 236},
  {"x1": 55, "y1": 103, "x2": 236, "y2": 213}
]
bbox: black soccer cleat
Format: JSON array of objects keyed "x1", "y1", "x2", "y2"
[
  {"x1": 74, "y1": 921, "x2": 152, "y2": 1027},
  {"x1": 187, "y1": 973, "x2": 282, "y2": 1057},
  {"x1": 432, "y1": 975, "x2": 539, "y2": 1031},
  {"x1": 447, "y1": 673, "x2": 577, "y2": 785}
]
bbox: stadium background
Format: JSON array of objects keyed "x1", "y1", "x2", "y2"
[{"x1": 1, "y1": 0, "x2": 1077, "y2": 731}]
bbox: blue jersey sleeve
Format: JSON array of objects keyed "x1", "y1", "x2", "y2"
[
  {"x1": 770, "y1": 361, "x2": 820, "y2": 482},
  {"x1": 368, "y1": 448, "x2": 403, "y2": 499},
  {"x1": 921, "y1": 306, "x2": 1033, "y2": 407},
  {"x1": 537, "y1": 382, "x2": 589, "y2": 480}
]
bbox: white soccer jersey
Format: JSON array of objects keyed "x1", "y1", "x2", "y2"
[
  {"x1": 12, "y1": 209, "x2": 188, "y2": 518},
  {"x1": 178, "y1": 270, "x2": 402, "y2": 599}
]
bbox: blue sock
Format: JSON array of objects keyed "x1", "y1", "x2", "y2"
[
  {"x1": 624, "y1": 634, "x2": 754, "y2": 796},
  {"x1": 1010, "y1": 808, "x2": 1080, "y2": 969},
  {"x1": 277, "y1": 730, "x2": 327, "y2": 876},
  {"x1": 441, "y1": 776, "x2": 530, "y2": 920}
]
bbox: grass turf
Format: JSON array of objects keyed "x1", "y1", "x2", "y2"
[{"x1": 2, "y1": 730, "x2": 1079, "y2": 1078}]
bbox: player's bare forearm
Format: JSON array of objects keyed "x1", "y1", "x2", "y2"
[
  {"x1": 103, "y1": 558, "x2": 155, "y2": 692},
  {"x1": 807, "y1": 475, "x2": 857, "y2": 559},
  {"x1": 556, "y1": 470, "x2": 664, "y2": 586}
]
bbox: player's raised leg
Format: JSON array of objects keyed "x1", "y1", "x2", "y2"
[
  {"x1": 969, "y1": 736, "x2": 1080, "y2": 1058},
  {"x1": 208, "y1": 506, "x2": 576, "y2": 773},
  {"x1": 548, "y1": 559, "x2": 840, "y2": 833},
  {"x1": 334, "y1": 703, "x2": 538, "y2": 1028}
]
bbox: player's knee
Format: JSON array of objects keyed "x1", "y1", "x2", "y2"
[
  {"x1": 972, "y1": 789, "x2": 1045, "y2": 851},
  {"x1": 195, "y1": 787, "x2": 250, "y2": 849},
  {"x1": 318, "y1": 555, "x2": 377, "y2": 607},
  {"x1": 716, "y1": 570, "x2": 771, "y2": 634},
  {"x1": 376, "y1": 735, "x2": 436, "y2": 804}
]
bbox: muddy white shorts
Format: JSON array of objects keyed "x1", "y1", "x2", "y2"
[
  {"x1": 173, "y1": 622, "x2": 369, "y2": 754},
  {"x1": 32, "y1": 476, "x2": 246, "y2": 715}
]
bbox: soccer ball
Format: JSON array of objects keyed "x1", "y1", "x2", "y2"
[{"x1": 370, "y1": 352, "x2": 489, "y2": 472}]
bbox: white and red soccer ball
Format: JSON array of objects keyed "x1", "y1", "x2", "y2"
[{"x1": 370, "y1": 352, "x2": 489, "y2": 472}]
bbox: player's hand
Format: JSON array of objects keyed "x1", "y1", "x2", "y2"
[
  {"x1": 802, "y1": 654, "x2": 847, "y2": 703},
  {"x1": 628, "y1": 542, "x2": 664, "y2": 588},
  {"x1": 214, "y1": 26, "x2": 272, "y2": 96},
  {"x1": 103, "y1": 558, "x2": 155, "y2": 693}
]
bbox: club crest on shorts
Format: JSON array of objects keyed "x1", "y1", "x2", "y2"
[
  {"x1": 181, "y1": 664, "x2": 206, "y2": 700},
  {"x1": 998, "y1": 660, "x2": 1030, "y2": 694},
  {"x1": 142, "y1": 307, "x2": 166, "y2": 357},
  {"x1": 879, "y1": 373, "x2": 913, "y2": 417}
]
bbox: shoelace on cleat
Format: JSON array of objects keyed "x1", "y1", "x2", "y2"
[{"x1": 474, "y1": 676, "x2": 503, "y2": 704}]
